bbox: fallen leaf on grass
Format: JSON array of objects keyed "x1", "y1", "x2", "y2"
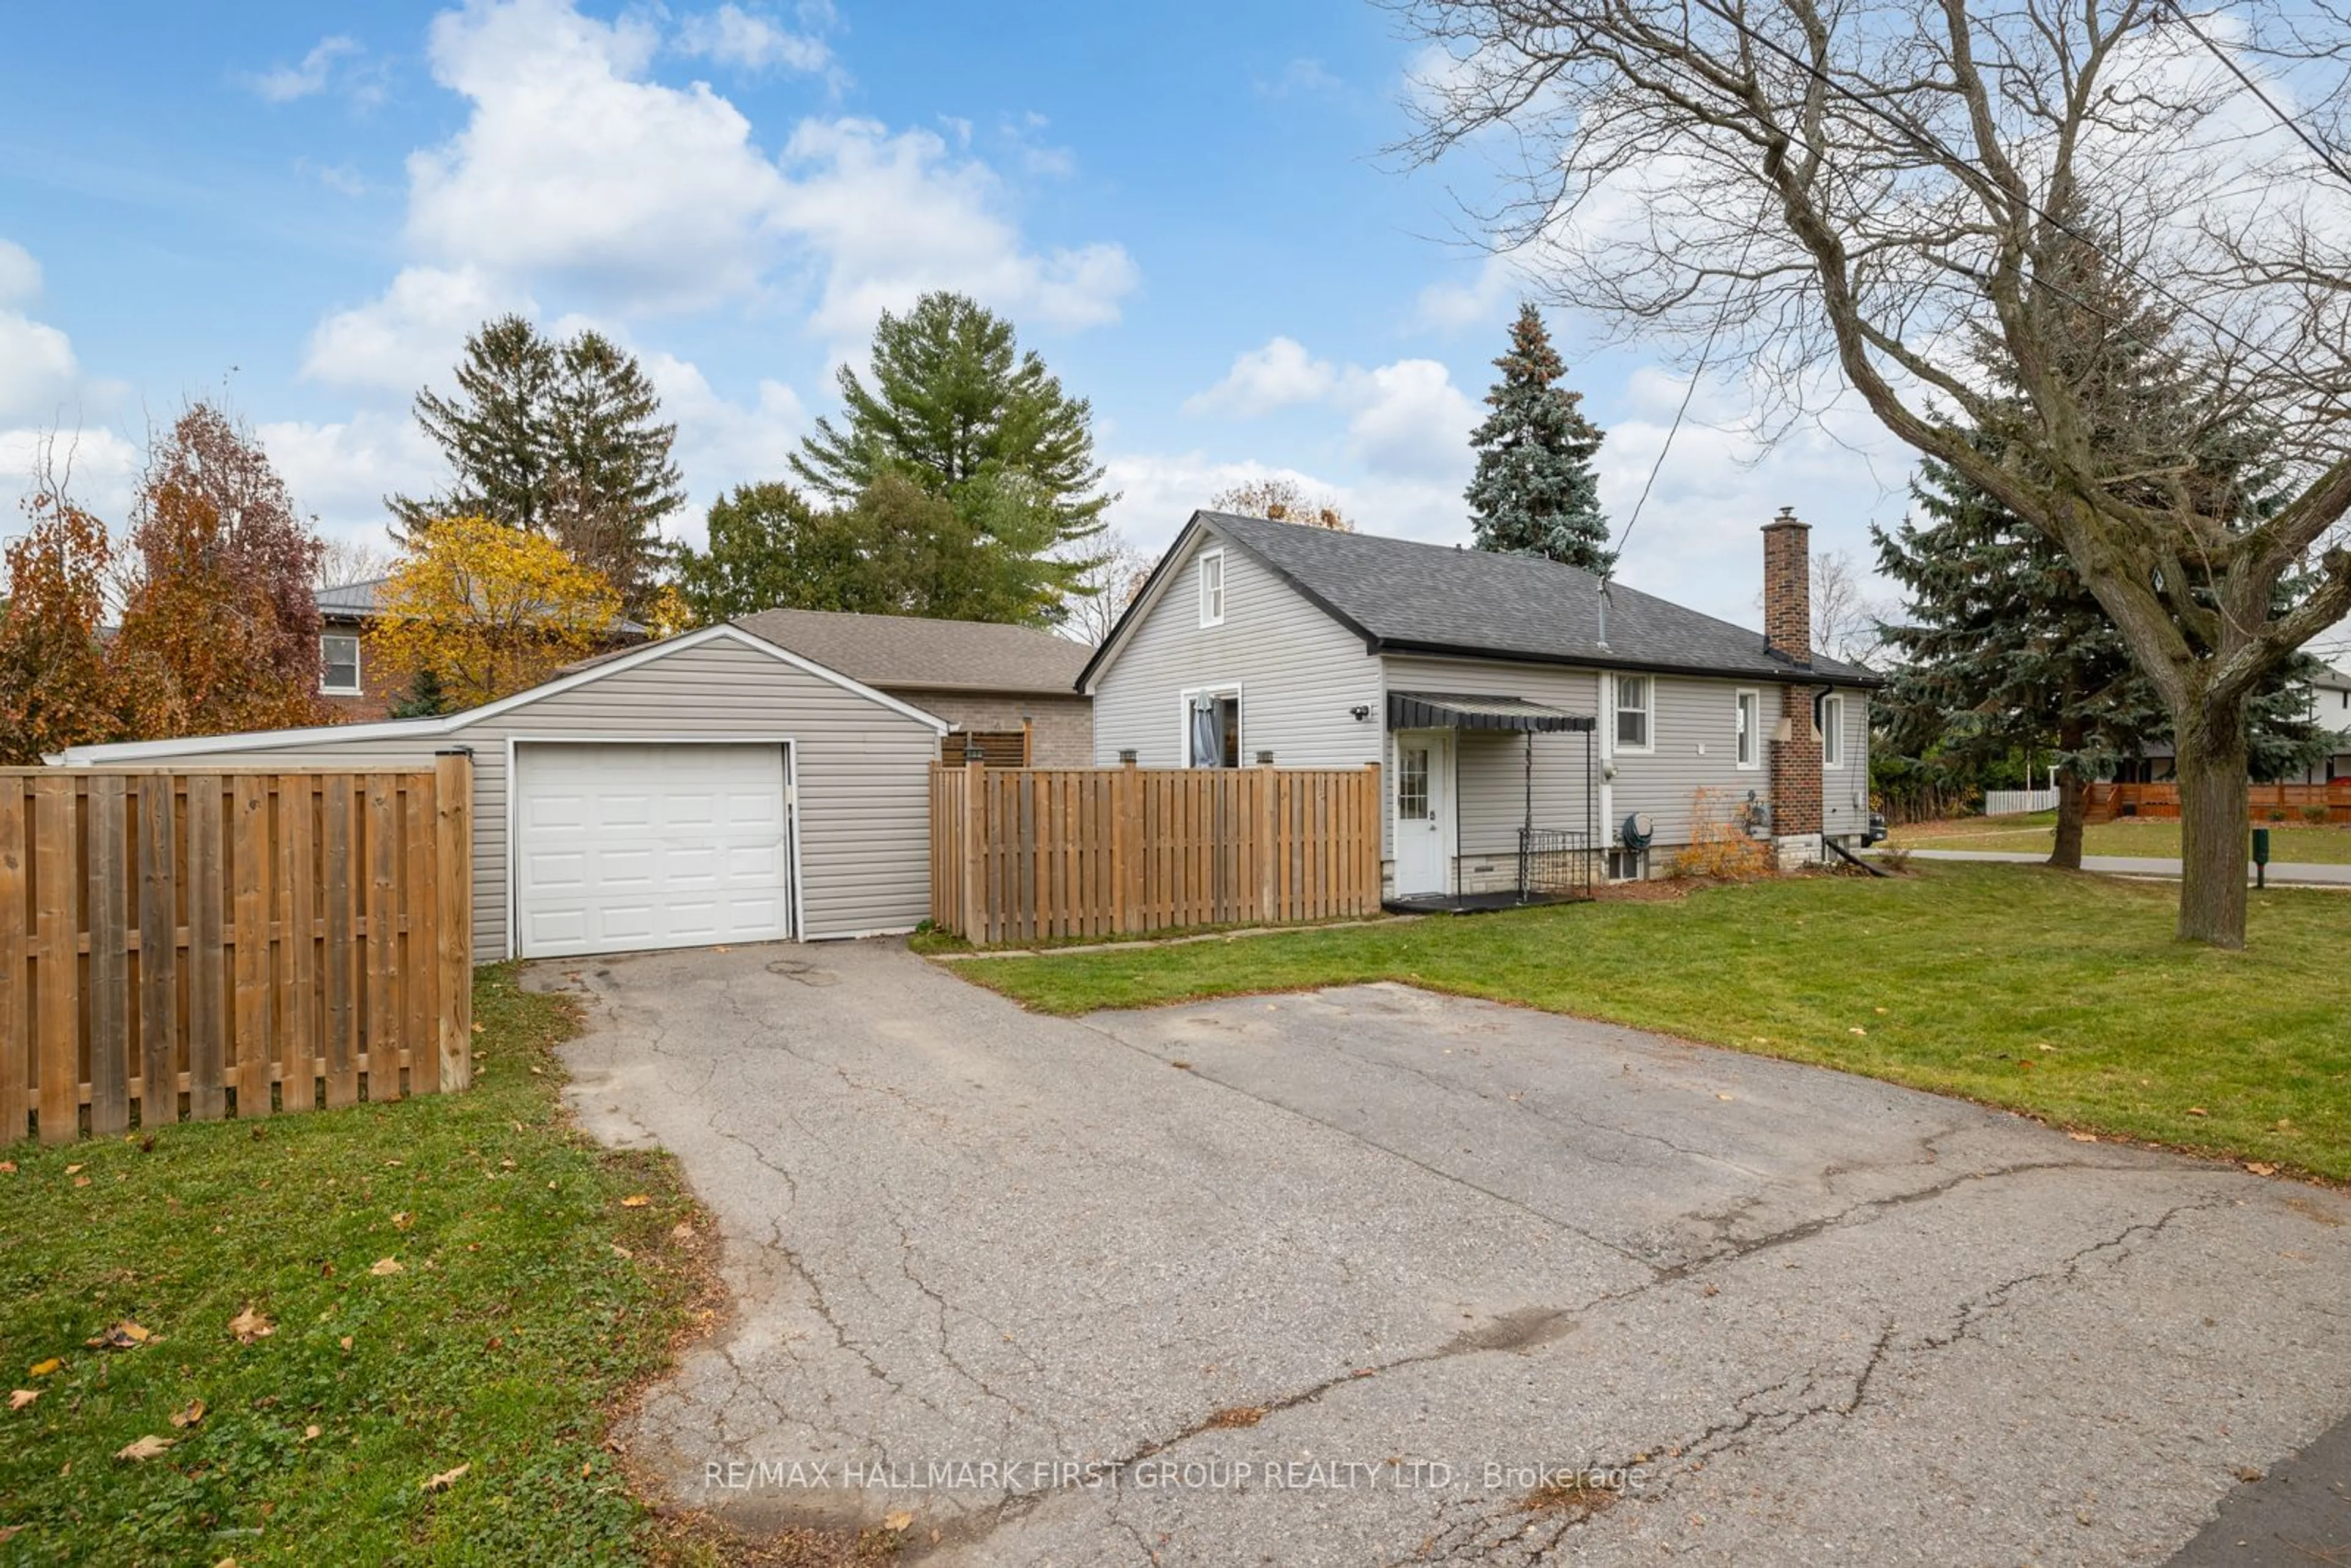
[
  {"x1": 0, "y1": 1526, "x2": 18, "y2": 1544},
  {"x1": 2246, "y1": 1162, "x2": 2278, "y2": 1177},
  {"x1": 114, "y1": 1435, "x2": 173, "y2": 1461},
  {"x1": 73, "y1": 1177, "x2": 89, "y2": 1188},
  {"x1": 2036, "y1": 1042, "x2": 2057, "y2": 1052},
  {"x1": 228, "y1": 1307, "x2": 274, "y2": 1344},
  {"x1": 86, "y1": 1322, "x2": 153, "y2": 1351},
  {"x1": 369, "y1": 1258, "x2": 404, "y2": 1277},
  {"x1": 609, "y1": 1244, "x2": 632, "y2": 1259},
  {"x1": 423, "y1": 1463, "x2": 470, "y2": 1492},
  {"x1": 27, "y1": 1360, "x2": 60, "y2": 1378},
  {"x1": 882, "y1": 1510, "x2": 913, "y2": 1532},
  {"x1": 0, "y1": 1161, "x2": 15, "y2": 1174},
  {"x1": 339, "y1": 1337, "x2": 353, "y2": 1352},
  {"x1": 620, "y1": 1195, "x2": 651, "y2": 1208},
  {"x1": 392, "y1": 1212, "x2": 413, "y2": 1231},
  {"x1": 670, "y1": 1223, "x2": 696, "y2": 1243},
  {"x1": 302, "y1": 1425, "x2": 321, "y2": 1441},
  {"x1": 64, "y1": 1164, "x2": 82, "y2": 1176},
  {"x1": 9, "y1": 1389, "x2": 37, "y2": 1410},
  {"x1": 2187, "y1": 1107, "x2": 2210, "y2": 1117},
  {"x1": 1847, "y1": 1027, "x2": 1867, "y2": 1037},
  {"x1": 169, "y1": 1400, "x2": 206, "y2": 1428}
]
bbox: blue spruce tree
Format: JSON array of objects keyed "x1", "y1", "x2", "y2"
[{"x1": 1466, "y1": 304, "x2": 1612, "y2": 572}]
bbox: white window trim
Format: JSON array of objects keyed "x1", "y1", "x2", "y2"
[
  {"x1": 1734, "y1": 688, "x2": 1761, "y2": 770},
  {"x1": 1822, "y1": 694, "x2": 1847, "y2": 769},
  {"x1": 1612, "y1": 672, "x2": 1655, "y2": 755},
  {"x1": 1197, "y1": 549, "x2": 1226, "y2": 628},
  {"x1": 1177, "y1": 682, "x2": 1243, "y2": 768},
  {"x1": 320, "y1": 632, "x2": 362, "y2": 696}
]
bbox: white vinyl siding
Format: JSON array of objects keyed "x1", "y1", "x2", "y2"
[
  {"x1": 1092, "y1": 533, "x2": 1381, "y2": 772},
  {"x1": 1611, "y1": 677, "x2": 1786, "y2": 850},
  {"x1": 1823, "y1": 691, "x2": 1872, "y2": 838},
  {"x1": 91, "y1": 637, "x2": 942, "y2": 953},
  {"x1": 1376, "y1": 656, "x2": 1601, "y2": 863}
]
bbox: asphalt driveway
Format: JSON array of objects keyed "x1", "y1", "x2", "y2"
[{"x1": 546, "y1": 940, "x2": 2351, "y2": 1566}]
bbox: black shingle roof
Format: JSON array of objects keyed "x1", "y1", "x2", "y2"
[{"x1": 1146, "y1": 511, "x2": 1878, "y2": 688}]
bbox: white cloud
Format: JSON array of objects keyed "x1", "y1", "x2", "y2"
[
  {"x1": 1335, "y1": 358, "x2": 1481, "y2": 479},
  {"x1": 250, "y1": 36, "x2": 362, "y2": 103},
  {"x1": 369, "y1": 0, "x2": 1134, "y2": 336},
  {"x1": 1182, "y1": 337, "x2": 1337, "y2": 417},
  {"x1": 1414, "y1": 253, "x2": 1523, "y2": 334},
  {"x1": 0, "y1": 241, "x2": 40, "y2": 309},
  {"x1": 773, "y1": 117, "x2": 1138, "y2": 339},
  {"x1": 672, "y1": 4, "x2": 833, "y2": 76},
  {"x1": 304, "y1": 264, "x2": 528, "y2": 392},
  {"x1": 407, "y1": 0, "x2": 782, "y2": 313},
  {"x1": 256, "y1": 411, "x2": 445, "y2": 542},
  {"x1": 638, "y1": 352, "x2": 806, "y2": 545}
]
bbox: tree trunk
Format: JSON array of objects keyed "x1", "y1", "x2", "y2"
[
  {"x1": 2173, "y1": 706, "x2": 2251, "y2": 948},
  {"x1": 2050, "y1": 768, "x2": 2086, "y2": 871}
]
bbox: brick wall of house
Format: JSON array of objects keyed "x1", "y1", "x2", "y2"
[{"x1": 891, "y1": 689, "x2": 1094, "y2": 768}]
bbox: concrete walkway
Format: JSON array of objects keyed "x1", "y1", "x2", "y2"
[
  {"x1": 1895, "y1": 847, "x2": 2351, "y2": 885},
  {"x1": 546, "y1": 940, "x2": 2351, "y2": 1567}
]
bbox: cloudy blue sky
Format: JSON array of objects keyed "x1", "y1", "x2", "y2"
[{"x1": 0, "y1": 0, "x2": 1926, "y2": 628}]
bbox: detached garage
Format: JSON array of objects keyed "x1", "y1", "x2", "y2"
[{"x1": 57, "y1": 624, "x2": 950, "y2": 958}]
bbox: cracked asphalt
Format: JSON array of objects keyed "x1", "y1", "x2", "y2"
[{"x1": 542, "y1": 940, "x2": 2351, "y2": 1566}]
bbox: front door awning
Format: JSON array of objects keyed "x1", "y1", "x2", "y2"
[{"x1": 1387, "y1": 691, "x2": 1596, "y2": 733}]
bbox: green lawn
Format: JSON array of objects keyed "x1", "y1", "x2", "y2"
[
  {"x1": 950, "y1": 863, "x2": 2351, "y2": 1184},
  {"x1": 0, "y1": 969, "x2": 735, "y2": 1566},
  {"x1": 1893, "y1": 810, "x2": 2351, "y2": 863}
]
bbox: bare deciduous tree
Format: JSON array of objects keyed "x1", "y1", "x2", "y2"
[
  {"x1": 314, "y1": 534, "x2": 392, "y2": 590},
  {"x1": 1400, "y1": 0, "x2": 2351, "y2": 946},
  {"x1": 1057, "y1": 530, "x2": 1154, "y2": 645},
  {"x1": 1208, "y1": 478, "x2": 1353, "y2": 531},
  {"x1": 1810, "y1": 548, "x2": 1885, "y2": 666}
]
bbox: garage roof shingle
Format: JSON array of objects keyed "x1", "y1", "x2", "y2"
[{"x1": 732, "y1": 607, "x2": 1092, "y2": 696}]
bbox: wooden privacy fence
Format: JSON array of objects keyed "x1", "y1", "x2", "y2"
[
  {"x1": 931, "y1": 760, "x2": 1383, "y2": 945},
  {"x1": 2085, "y1": 779, "x2": 2351, "y2": 825},
  {"x1": 0, "y1": 758, "x2": 474, "y2": 1147}
]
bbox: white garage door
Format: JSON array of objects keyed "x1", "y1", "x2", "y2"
[{"x1": 514, "y1": 743, "x2": 792, "y2": 958}]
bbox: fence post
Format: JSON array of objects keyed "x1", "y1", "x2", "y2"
[
  {"x1": 1256, "y1": 757, "x2": 1278, "y2": 924},
  {"x1": 1117, "y1": 755, "x2": 1142, "y2": 935},
  {"x1": 434, "y1": 752, "x2": 473, "y2": 1092},
  {"x1": 1363, "y1": 762, "x2": 1382, "y2": 914},
  {"x1": 32, "y1": 778, "x2": 78, "y2": 1145},
  {"x1": 962, "y1": 761, "x2": 986, "y2": 944}
]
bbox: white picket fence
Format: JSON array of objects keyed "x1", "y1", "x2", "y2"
[{"x1": 1982, "y1": 788, "x2": 2059, "y2": 816}]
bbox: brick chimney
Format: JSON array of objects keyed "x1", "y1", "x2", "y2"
[
  {"x1": 1761, "y1": 506, "x2": 1812, "y2": 666},
  {"x1": 1763, "y1": 506, "x2": 1823, "y2": 861}
]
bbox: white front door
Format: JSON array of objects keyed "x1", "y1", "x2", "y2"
[
  {"x1": 1391, "y1": 729, "x2": 1452, "y2": 896},
  {"x1": 514, "y1": 743, "x2": 793, "y2": 959}
]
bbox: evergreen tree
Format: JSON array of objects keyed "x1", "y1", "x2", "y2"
[
  {"x1": 392, "y1": 316, "x2": 684, "y2": 615},
  {"x1": 1465, "y1": 304, "x2": 1611, "y2": 572},
  {"x1": 1875, "y1": 240, "x2": 2331, "y2": 866},
  {"x1": 789, "y1": 293, "x2": 1109, "y2": 621}
]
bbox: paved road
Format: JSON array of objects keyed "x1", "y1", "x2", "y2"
[
  {"x1": 546, "y1": 941, "x2": 2351, "y2": 1566},
  {"x1": 1896, "y1": 847, "x2": 2351, "y2": 885}
]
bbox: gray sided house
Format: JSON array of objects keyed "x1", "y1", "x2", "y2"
[
  {"x1": 731, "y1": 607, "x2": 1093, "y2": 767},
  {"x1": 57, "y1": 625, "x2": 948, "y2": 958},
  {"x1": 1080, "y1": 510, "x2": 1880, "y2": 898}
]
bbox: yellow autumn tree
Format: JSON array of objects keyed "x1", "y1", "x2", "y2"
[{"x1": 366, "y1": 516, "x2": 621, "y2": 709}]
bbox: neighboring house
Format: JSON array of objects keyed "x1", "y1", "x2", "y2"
[
  {"x1": 313, "y1": 577, "x2": 648, "y2": 722},
  {"x1": 56, "y1": 624, "x2": 948, "y2": 958},
  {"x1": 2104, "y1": 663, "x2": 2351, "y2": 785},
  {"x1": 731, "y1": 607, "x2": 1093, "y2": 767},
  {"x1": 1079, "y1": 509, "x2": 1880, "y2": 896}
]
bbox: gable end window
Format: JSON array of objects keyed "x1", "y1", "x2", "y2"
[
  {"x1": 320, "y1": 632, "x2": 362, "y2": 696},
  {"x1": 1821, "y1": 694, "x2": 1847, "y2": 768},
  {"x1": 1734, "y1": 689, "x2": 1760, "y2": 770},
  {"x1": 1197, "y1": 549, "x2": 1226, "y2": 628},
  {"x1": 1613, "y1": 673, "x2": 1652, "y2": 752}
]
